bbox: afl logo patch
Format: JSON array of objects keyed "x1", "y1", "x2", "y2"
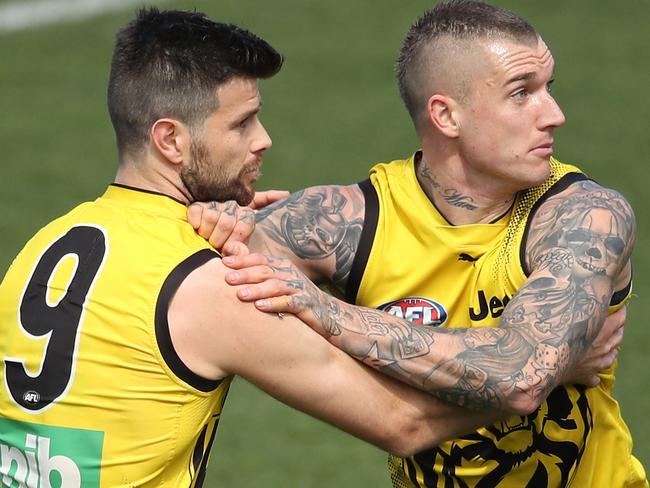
[
  {"x1": 378, "y1": 297, "x2": 447, "y2": 326},
  {"x1": 23, "y1": 390, "x2": 41, "y2": 405}
]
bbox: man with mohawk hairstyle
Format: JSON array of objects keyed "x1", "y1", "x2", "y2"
[
  {"x1": 203, "y1": 1, "x2": 645, "y2": 486},
  {"x1": 0, "y1": 7, "x2": 534, "y2": 487}
]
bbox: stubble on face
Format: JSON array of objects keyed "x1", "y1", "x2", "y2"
[{"x1": 181, "y1": 137, "x2": 257, "y2": 206}]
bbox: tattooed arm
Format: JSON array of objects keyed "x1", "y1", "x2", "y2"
[
  {"x1": 225, "y1": 180, "x2": 634, "y2": 414},
  {"x1": 250, "y1": 184, "x2": 366, "y2": 291}
]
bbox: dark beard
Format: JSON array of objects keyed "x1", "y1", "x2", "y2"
[{"x1": 181, "y1": 140, "x2": 254, "y2": 205}]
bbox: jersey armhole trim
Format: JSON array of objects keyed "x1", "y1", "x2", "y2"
[
  {"x1": 345, "y1": 179, "x2": 379, "y2": 304},
  {"x1": 520, "y1": 172, "x2": 589, "y2": 277},
  {"x1": 611, "y1": 278, "x2": 632, "y2": 307},
  {"x1": 155, "y1": 248, "x2": 223, "y2": 392}
]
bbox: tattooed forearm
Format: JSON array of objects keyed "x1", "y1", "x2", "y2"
[
  {"x1": 275, "y1": 254, "x2": 580, "y2": 412},
  {"x1": 267, "y1": 180, "x2": 635, "y2": 413},
  {"x1": 297, "y1": 182, "x2": 635, "y2": 413},
  {"x1": 255, "y1": 186, "x2": 365, "y2": 289},
  {"x1": 314, "y1": 299, "x2": 523, "y2": 410}
]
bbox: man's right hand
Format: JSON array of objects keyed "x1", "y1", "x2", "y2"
[
  {"x1": 187, "y1": 190, "x2": 289, "y2": 255},
  {"x1": 564, "y1": 307, "x2": 626, "y2": 387}
]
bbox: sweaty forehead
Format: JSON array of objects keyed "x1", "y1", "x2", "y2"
[{"x1": 483, "y1": 37, "x2": 554, "y2": 82}]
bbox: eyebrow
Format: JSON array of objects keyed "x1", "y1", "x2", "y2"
[
  {"x1": 239, "y1": 101, "x2": 262, "y2": 120},
  {"x1": 505, "y1": 68, "x2": 555, "y2": 86},
  {"x1": 505, "y1": 72, "x2": 535, "y2": 85}
]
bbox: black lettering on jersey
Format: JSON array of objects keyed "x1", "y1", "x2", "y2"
[
  {"x1": 5, "y1": 225, "x2": 107, "y2": 411},
  {"x1": 469, "y1": 290, "x2": 511, "y2": 321}
]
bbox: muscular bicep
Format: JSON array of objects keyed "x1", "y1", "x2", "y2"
[
  {"x1": 417, "y1": 181, "x2": 637, "y2": 411},
  {"x1": 525, "y1": 180, "x2": 635, "y2": 280},
  {"x1": 504, "y1": 180, "x2": 636, "y2": 376},
  {"x1": 251, "y1": 184, "x2": 366, "y2": 290}
]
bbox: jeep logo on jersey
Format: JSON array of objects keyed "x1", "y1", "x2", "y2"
[
  {"x1": 378, "y1": 297, "x2": 447, "y2": 326},
  {"x1": 469, "y1": 290, "x2": 512, "y2": 321}
]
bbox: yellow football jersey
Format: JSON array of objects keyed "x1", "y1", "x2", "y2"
[
  {"x1": 348, "y1": 155, "x2": 646, "y2": 487},
  {"x1": 0, "y1": 185, "x2": 231, "y2": 487}
]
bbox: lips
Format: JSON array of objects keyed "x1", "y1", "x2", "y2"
[
  {"x1": 532, "y1": 139, "x2": 553, "y2": 150},
  {"x1": 530, "y1": 141, "x2": 554, "y2": 157},
  {"x1": 246, "y1": 164, "x2": 261, "y2": 181}
]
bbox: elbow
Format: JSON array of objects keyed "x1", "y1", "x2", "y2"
[
  {"x1": 383, "y1": 432, "x2": 426, "y2": 458},
  {"x1": 379, "y1": 414, "x2": 440, "y2": 458},
  {"x1": 503, "y1": 387, "x2": 546, "y2": 417},
  {"x1": 388, "y1": 438, "x2": 429, "y2": 459}
]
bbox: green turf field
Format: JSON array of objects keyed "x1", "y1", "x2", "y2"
[{"x1": 1, "y1": 1, "x2": 649, "y2": 486}]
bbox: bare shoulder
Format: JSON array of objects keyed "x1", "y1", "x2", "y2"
[
  {"x1": 167, "y1": 257, "x2": 236, "y2": 380},
  {"x1": 526, "y1": 179, "x2": 636, "y2": 280},
  {"x1": 252, "y1": 184, "x2": 366, "y2": 289},
  {"x1": 167, "y1": 256, "x2": 339, "y2": 380}
]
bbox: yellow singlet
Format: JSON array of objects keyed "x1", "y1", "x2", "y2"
[
  {"x1": 346, "y1": 154, "x2": 646, "y2": 488},
  {"x1": 0, "y1": 185, "x2": 231, "y2": 487}
]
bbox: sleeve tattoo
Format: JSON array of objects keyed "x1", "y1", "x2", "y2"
[
  {"x1": 255, "y1": 186, "x2": 364, "y2": 289},
  {"x1": 297, "y1": 181, "x2": 635, "y2": 412}
]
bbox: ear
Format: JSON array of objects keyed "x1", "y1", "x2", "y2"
[
  {"x1": 427, "y1": 94, "x2": 460, "y2": 138},
  {"x1": 151, "y1": 118, "x2": 191, "y2": 165}
]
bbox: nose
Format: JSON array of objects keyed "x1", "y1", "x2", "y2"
[
  {"x1": 538, "y1": 92, "x2": 566, "y2": 130},
  {"x1": 252, "y1": 120, "x2": 272, "y2": 154}
]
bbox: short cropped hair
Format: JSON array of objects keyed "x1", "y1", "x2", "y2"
[
  {"x1": 107, "y1": 8, "x2": 283, "y2": 160},
  {"x1": 396, "y1": 0, "x2": 537, "y2": 129}
]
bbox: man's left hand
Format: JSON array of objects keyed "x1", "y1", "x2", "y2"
[{"x1": 187, "y1": 190, "x2": 289, "y2": 254}]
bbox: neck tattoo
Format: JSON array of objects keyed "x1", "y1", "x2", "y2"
[{"x1": 418, "y1": 162, "x2": 478, "y2": 211}]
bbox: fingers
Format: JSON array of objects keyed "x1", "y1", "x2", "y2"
[
  {"x1": 188, "y1": 201, "x2": 256, "y2": 249},
  {"x1": 569, "y1": 310, "x2": 625, "y2": 386},
  {"x1": 594, "y1": 307, "x2": 626, "y2": 349},
  {"x1": 222, "y1": 254, "x2": 308, "y2": 312},
  {"x1": 238, "y1": 280, "x2": 296, "y2": 303},
  {"x1": 222, "y1": 253, "x2": 271, "y2": 270},
  {"x1": 191, "y1": 202, "x2": 231, "y2": 244},
  {"x1": 250, "y1": 190, "x2": 290, "y2": 210},
  {"x1": 254, "y1": 296, "x2": 294, "y2": 313},
  {"x1": 225, "y1": 264, "x2": 279, "y2": 286},
  {"x1": 582, "y1": 375, "x2": 602, "y2": 388},
  {"x1": 607, "y1": 326, "x2": 625, "y2": 351},
  {"x1": 222, "y1": 241, "x2": 250, "y2": 257},
  {"x1": 608, "y1": 306, "x2": 627, "y2": 330},
  {"x1": 187, "y1": 203, "x2": 203, "y2": 229},
  {"x1": 206, "y1": 201, "x2": 243, "y2": 249},
  {"x1": 224, "y1": 259, "x2": 298, "y2": 303},
  {"x1": 223, "y1": 254, "x2": 286, "y2": 291}
]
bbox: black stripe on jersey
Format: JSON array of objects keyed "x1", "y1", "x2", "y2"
[
  {"x1": 110, "y1": 183, "x2": 188, "y2": 206},
  {"x1": 192, "y1": 425, "x2": 208, "y2": 476},
  {"x1": 611, "y1": 277, "x2": 632, "y2": 307},
  {"x1": 345, "y1": 178, "x2": 379, "y2": 304},
  {"x1": 520, "y1": 172, "x2": 589, "y2": 277},
  {"x1": 194, "y1": 415, "x2": 220, "y2": 488},
  {"x1": 405, "y1": 456, "x2": 425, "y2": 487},
  {"x1": 155, "y1": 248, "x2": 222, "y2": 392}
]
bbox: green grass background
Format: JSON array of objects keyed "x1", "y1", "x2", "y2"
[{"x1": 1, "y1": 1, "x2": 648, "y2": 486}]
